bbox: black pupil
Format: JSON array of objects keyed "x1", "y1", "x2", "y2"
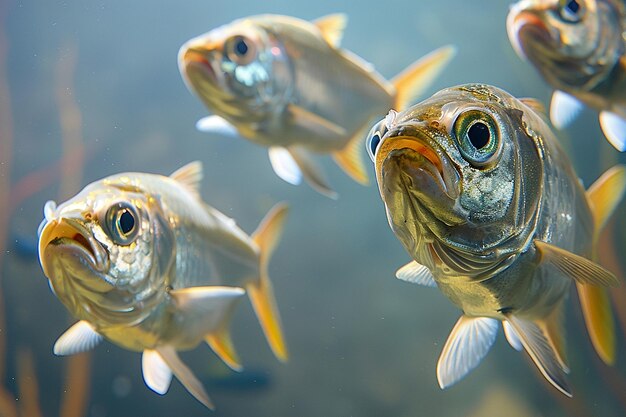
[
  {"x1": 370, "y1": 133, "x2": 381, "y2": 154},
  {"x1": 467, "y1": 122, "x2": 490, "y2": 149},
  {"x1": 119, "y1": 209, "x2": 135, "y2": 235},
  {"x1": 235, "y1": 38, "x2": 248, "y2": 56},
  {"x1": 566, "y1": 0, "x2": 580, "y2": 14}
]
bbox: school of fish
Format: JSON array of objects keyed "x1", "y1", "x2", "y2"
[{"x1": 35, "y1": 3, "x2": 626, "y2": 411}]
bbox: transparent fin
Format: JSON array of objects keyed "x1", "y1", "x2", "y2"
[
  {"x1": 395, "y1": 260, "x2": 436, "y2": 287},
  {"x1": 288, "y1": 147, "x2": 338, "y2": 199},
  {"x1": 53, "y1": 321, "x2": 103, "y2": 356},
  {"x1": 170, "y1": 161, "x2": 203, "y2": 198},
  {"x1": 312, "y1": 13, "x2": 347, "y2": 48},
  {"x1": 599, "y1": 111, "x2": 626, "y2": 151},
  {"x1": 436, "y1": 316, "x2": 498, "y2": 389},
  {"x1": 196, "y1": 115, "x2": 239, "y2": 137},
  {"x1": 392, "y1": 45, "x2": 456, "y2": 110},
  {"x1": 142, "y1": 349, "x2": 173, "y2": 395},
  {"x1": 332, "y1": 129, "x2": 369, "y2": 185},
  {"x1": 269, "y1": 147, "x2": 302, "y2": 185},
  {"x1": 503, "y1": 321, "x2": 522, "y2": 352},
  {"x1": 550, "y1": 90, "x2": 583, "y2": 129}
]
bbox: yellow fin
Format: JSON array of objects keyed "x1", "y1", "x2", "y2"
[
  {"x1": 206, "y1": 328, "x2": 242, "y2": 372},
  {"x1": 534, "y1": 240, "x2": 619, "y2": 287},
  {"x1": 392, "y1": 45, "x2": 456, "y2": 110},
  {"x1": 313, "y1": 13, "x2": 347, "y2": 48},
  {"x1": 249, "y1": 203, "x2": 289, "y2": 361},
  {"x1": 536, "y1": 302, "x2": 568, "y2": 372},
  {"x1": 332, "y1": 129, "x2": 369, "y2": 185},
  {"x1": 576, "y1": 283, "x2": 615, "y2": 364},
  {"x1": 586, "y1": 165, "x2": 626, "y2": 232},
  {"x1": 170, "y1": 161, "x2": 203, "y2": 198},
  {"x1": 520, "y1": 97, "x2": 547, "y2": 117}
]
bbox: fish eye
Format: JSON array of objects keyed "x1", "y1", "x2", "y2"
[
  {"x1": 558, "y1": 0, "x2": 584, "y2": 23},
  {"x1": 104, "y1": 202, "x2": 139, "y2": 246},
  {"x1": 453, "y1": 110, "x2": 502, "y2": 168},
  {"x1": 225, "y1": 35, "x2": 256, "y2": 65},
  {"x1": 366, "y1": 120, "x2": 387, "y2": 162}
]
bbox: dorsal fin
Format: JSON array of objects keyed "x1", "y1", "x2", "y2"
[
  {"x1": 170, "y1": 161, "x2": 203, "y2": 197},
  {"x1": 520, "y1": 97, "x2": 547, "y2": 117},
  {"x1": 313, "y1": 13, "x2": 347, "y2": 48}
]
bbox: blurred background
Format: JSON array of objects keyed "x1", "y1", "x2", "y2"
[{"x1": 1, "y1": 0, "x2": 626, "y2": 416}]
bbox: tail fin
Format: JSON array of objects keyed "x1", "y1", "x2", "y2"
[
  {"x1": 249, "y1": 203, "x2": 289, "y2": 361},
  {"x1": 392, "y1": 45, "x2": 456, "y2": 110},
  {"x1": 581, "y1": 165, "x2": 626, "y2": 364}
]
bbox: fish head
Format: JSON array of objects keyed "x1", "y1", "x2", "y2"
[
  {"x1": 507, "y1": 0, "x2": 623, "y2": 89},
  {"x1": 38, "y1": 176, "x2": 175, "y2": 327},
  {"x1": 367, "y1": 84, "x2": 543, "y2": 277},
  {"x1": 178, "y1": 18, "x2": 293, "y2": 124}
]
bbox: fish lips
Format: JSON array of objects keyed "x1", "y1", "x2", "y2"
[
  {"x1": 380, "y1": 134, "x2": 465, "y2": 226},
  {"x1": 509, "y1": 10, "x2": 556, "y2": 60},
  {"x1": 39, "y1": 218, "x2": 111, "y2": 292}
]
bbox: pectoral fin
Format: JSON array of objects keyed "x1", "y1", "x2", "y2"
[
  {"x1": 170, "y1": 286, "x2": 245, "y2": 334},
  {"x1": 392, "y1": 45, "x2": 456, "y2": 110},
  {"x1": 268, "y1": 147, "x2": 302, "y2": 185},
  {"x1": 288, "y1": 104, "x2": 347, "y2": 137},
  {"x1": 53, "y1": 320, "x2": 103, "y2": 356},
  {"x1": 599, "y1": 111, "x2": 626, "y2": 151},
  {"x1": 313, "y1": 13, "x2": 347, "y2": 48},
  {"x1": 506, "y1": 316, "x2": 571, "y2": 397},
  {"x1": 288, "y1": 147, "x2": 338, "y2": 199},
  {"x1": 550, "y1": 90, "x2": 583, "y2": 129},
  {"x1": 436, "y1": 316, "x2": 498, "y2": 389},
  {"x1": 196, "y1": 115, "x2": 239, "y2": 137},
  {"x1": 156, "y1": 346, "x2": 214, "y2": 409},
  {"x1": 332, "y1": 129, "x2": 369, "y2": 185},
  {"x1": 142, "y1": 349, "x2": 173, "y2": 395},
  {"x1": 395, "y1": 260, "x2": 436, "y2": 287},
  {"x1": 534, "y1": 240, "x2": 619, "y2": 287}
]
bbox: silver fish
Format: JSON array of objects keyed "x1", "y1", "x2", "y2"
[
  {"x1": 38, "y1": 161, "x2": 289, "y2": 409},
  {"x1": 179, "y1": 13, "x2": 455, "y2": 197},
  {"x1": 507, "y1": 0, "x2": 626, "y2": 150},
  {"x1": 367, "y1": 83, "x2": 625, "y2": 396}
]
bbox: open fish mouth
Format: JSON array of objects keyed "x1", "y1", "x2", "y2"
[
  {"x1": 379, "y1": 134, "x2": 460, "y2": 201},
  {"x1": 179, "y1": 46, "x2": 217, "y2": 83},
  {"x1": 508, "y1": 10, "x2": 556, "y2": 60},
  {"x1": 39, "y1": 217, "x2": 109, "y2": 280}
]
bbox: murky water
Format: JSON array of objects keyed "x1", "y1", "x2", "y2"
[{"x1": 2, "y1": 1, "x2": 625, "y2": 416}]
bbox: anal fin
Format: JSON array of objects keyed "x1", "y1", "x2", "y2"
[
  {"x1": 206, "y1": 328, "x2": 242, "y2": 372},
  {"x1": 506, "y1": 316, "x2": 571, "y2": 397},
  {"x1": 288, "y1": 147, "x2": 338, "y2": 199},
  {"x1": 536, "y1": 302, "x2": 569, "y2": 372}
]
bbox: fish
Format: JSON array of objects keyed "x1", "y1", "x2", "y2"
[
  {"x1": 366, "y1": 83, "x2": 626, "y2": 396},
  {"x1": 507, "y1": 0, "x2": 626, "y2": 151},
  {"x1": 178, "y1": 13, "x2": 456, "y2": 197},
  {"x1": 37, "y1": 161, "x2": 289, "y2": 409}
]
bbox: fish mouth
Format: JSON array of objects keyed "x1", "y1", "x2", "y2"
[
  {"x1": 378, "y1": 130, "x2": 460, "y2": 202},
  {"x1": 39, "y1": 217, "x2": 109, "y2": 282},
  {"x1": 179, "y1": 45, "x2": 217, "y2": 83},
  {"x1": 508, "y1": 10, "x2": 556, "y2": 60}
]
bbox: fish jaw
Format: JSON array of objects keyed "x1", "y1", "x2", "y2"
[
  {"x1": 507, "y1": 4, "x2": 556, "y2": 63},
  {"x1": 378, "y1": 132, "x2": 467, "y2": 252},
  {"x1": 39, "y1": 216, "x2": 112, "y2": 294}
]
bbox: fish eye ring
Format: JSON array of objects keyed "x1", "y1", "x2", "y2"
[
  {"x1": 225, "y1": 35, "x2": 256, "y2": 65},
  {"x1": 558, "y1": 0, "x2": 584, "y2": 23},
  {"x1": 453, "y1": 109, "x2": 502, "y2": 169},
  {"x1": 366, "y1": 120, "x2": 387, "y2": 162},
  {"x1": 104, "y1": 202, "x2": 139, "y2": 246}
]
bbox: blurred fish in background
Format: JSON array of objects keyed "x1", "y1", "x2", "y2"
[
  {"x1": 507, "y1": 0, "x2": 626, "y2": 151},
  {"x1": 367, "y1": 83, "x2": 625, "y2": 396},
  {"x1": 178, "y1": 13, "x2": 456, "y2": 197},
  {"x1": 37, "y1": 162, "x2": 289, "y2": 409}
]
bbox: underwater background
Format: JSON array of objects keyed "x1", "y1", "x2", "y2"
[{"x1": 2, "y1": 0, "x2": 626, "y2": 416}]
